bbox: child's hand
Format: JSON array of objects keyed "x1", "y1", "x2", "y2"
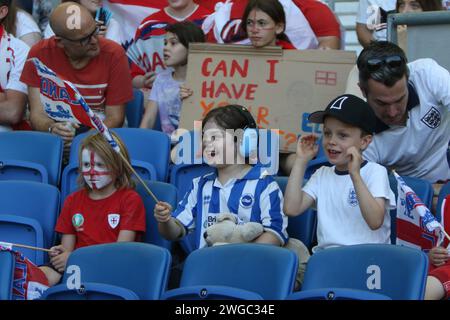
[
  {"x1": 347, "y1": 146, "x2": 363, "y2": 175},
  {"x1": 296, "y1": 134, "x2": 319, "y2": 162},
  {"x1": 154, "y1": 201, "x2": 173, "y2": 223},
  {"x1": 143, "y1": 71, "x2": 157, "y2": 88},
  {"x1": 49, "y1": 246, "x2": 70, "y2": 273},
  {"x1": 97, "y1": 21, "x2": 107, "y2": 37},
  {"x1": 428, "y1": 246, "x2": 449, "y2": 267},
  {"x1": 179, "y1": 85, "x2": 193, "y2": 100}
]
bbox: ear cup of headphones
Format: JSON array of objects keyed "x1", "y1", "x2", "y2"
[{"x1": 240, "y1": 128, "x2": 258, "y2": 158}]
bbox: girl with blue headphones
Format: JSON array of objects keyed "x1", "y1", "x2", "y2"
[{"x1": 154, "y1": 104, "x2": 288, "y2": 250}]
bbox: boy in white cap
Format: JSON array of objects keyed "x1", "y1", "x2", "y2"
[{"x1": 284, "y1": 94, "x2": 395, "y2": 253}]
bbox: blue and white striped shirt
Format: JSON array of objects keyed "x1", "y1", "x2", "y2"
[{"x1": 173, "y1": 165, "x2": 289, "y2": 249}]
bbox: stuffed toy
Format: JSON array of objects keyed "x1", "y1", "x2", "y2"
[{"x1": 204, "y1": 213, "x2": 310, "y2": 289}]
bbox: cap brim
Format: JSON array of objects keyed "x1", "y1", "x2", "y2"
[{"x1": 308, "y1": 111, "x2": 326, "y2": 124}]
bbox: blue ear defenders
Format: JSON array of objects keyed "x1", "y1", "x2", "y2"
[{"x1": 232, "y1": 105, "x2": 258, "y2": 158}]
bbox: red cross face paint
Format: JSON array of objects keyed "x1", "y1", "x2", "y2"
[{"x1": 81, "y1": 148, "x2": 113, "y2": 190}]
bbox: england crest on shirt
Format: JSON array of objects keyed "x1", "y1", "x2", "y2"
[
  {"x1": 421, "y1": 107, "x2": 441, "y2": 129},
  {"x1": 348, "y1": 188, "x2": 359, "y2": 207},
  {"x1": 108, "y1": 214, "x2": 120, "y2": 229}
]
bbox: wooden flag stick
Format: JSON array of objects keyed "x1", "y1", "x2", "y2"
[
  {"x1": 117, "y1": 151, "x2": 159, "y2": 203},
  {"x1": 2, "y1": 242, "x2": 52, "y2": 253}
]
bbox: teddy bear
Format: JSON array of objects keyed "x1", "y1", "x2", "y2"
[{"x1": 204, "y1": 213, "x2": 310, "y2": 289}]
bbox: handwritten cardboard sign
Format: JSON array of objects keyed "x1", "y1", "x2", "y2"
[{"x1": 180, "y1": 43, "x2": 356, "y2": 152}]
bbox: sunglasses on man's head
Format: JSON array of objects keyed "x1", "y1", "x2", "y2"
[{"x1": 366, "y1": 55, "x2": 405, "y2": 73}]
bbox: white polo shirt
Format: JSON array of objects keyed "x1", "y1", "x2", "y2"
[
  {"x1": 0, "y1": 29, "x2": 29, "y2": 132},
  {"x1": 357, "y1": 0, "x2": 396, "y2": 41},
  {"x1": 364, "y1": 59, "x2": 450, "y2": 183}
]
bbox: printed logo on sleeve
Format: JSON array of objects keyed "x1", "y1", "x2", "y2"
[{"x1": 107, "y1": 213, "x2": 120, "y2": 229}]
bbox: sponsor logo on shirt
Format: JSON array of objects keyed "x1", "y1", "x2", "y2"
[
  {"x1": 421, "y1": 107, "x2": 441, "y2": 129},
  {"x1": 203, "y1": 214, "x2": 217, "y2": 229},
  {"x1": 240, "y1": 194, "x2": 255, "y2": 209},
  {"x1": 72, "y1": 213, "x2": 84, "y2": 232},
  {"x1": 203, "y1": 195, "x2": 211, "y2": 205}
]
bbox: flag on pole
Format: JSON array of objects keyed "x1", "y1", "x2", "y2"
[
  {"x1": 31, "y1": 58, "x2": 120, "y2": 153},
  {"x1": 0, "y1": 245, "x2": 49, "y2": 300},
  {"x1": 394, "y1": 172, "x2": 448, "y2": 250}
]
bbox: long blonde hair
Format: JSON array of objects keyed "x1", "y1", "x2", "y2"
[{"x1": 77, "y1": 131, "x2": 135, "y2": 190}]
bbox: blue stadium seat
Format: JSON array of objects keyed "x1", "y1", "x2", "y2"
[
  {"x1": 436, "y1": 181, "x2": 450, "y2": 222},
  {"x1": 125, "y1": 89, "x2": 144, "y2": 128},
  {"x1": 41, "y1": 242, "x2": 171, "y2": 300},
  {"x1": 274, "y1": 176, "x2": 317, "y2": 250},
  {"x1": 135, "y1": 180, "x2": 177, "y2": 250},
  {"x1": 0, "y1": 131, "x2": 63, "y2": 186},
  {"x1": 287, "y1": 288, "x2": 391, "y2": 300},
  {"x1": 162, "y1": 243, "x2": 298, "y2": 300},
  {"x1": 291, "y1": 244, "x2": 428, "y2": 300},
  {"x1": 0, "y1": 250, "x2": 15, "y2": 300},
  {"x1": 0, "y1": 181, "x2": 60, "y2": 265},
  {"x1": 170, "y1": 163, "x2": 215, "y2": 202},
  {"x1": 388, "y1": 174, "x2": 434, "y2": 244}
]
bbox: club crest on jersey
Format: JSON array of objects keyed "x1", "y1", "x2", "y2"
[
  {"x1": 348, "y1": 188, "x2": 359, "y2": 207},
  {"x1": 421, "y1": 107, "x2": 441, "y2": 129},
  {"x1": 240, "y1": 194, "x2": 254, "y2": 209},
  {"x1": 108, "y1": 214, "x2": 120, "y2": 229}
]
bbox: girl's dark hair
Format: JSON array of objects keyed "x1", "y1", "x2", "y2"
[
  {"x1": 0, "y1": 0, "x2": 17, "y2": 35},
  {"x1": 165, "y1": 21, "x2": 205, "y2": 49},
  {"x1": 241, "y1": 0, "x2": 289, "y2": 42},
  {"x1": 202, "y1": 105, "x2": 256, "y2": 131},
  {"x1": 396, "y1": 0, "x2": 443, "y2": 12}
]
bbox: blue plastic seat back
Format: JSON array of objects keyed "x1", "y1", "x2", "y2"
[
  {"x1": 0, "y1": 181, "x2": 60, "y2": 264},
  {"x1": 179, "y1": 243, "x2": 298, "y2": 300},
  {"x1": 68, "y1": 128, "x2": 170, "y2": 181},
  {"x1": 0, "y1": 132, "x2": 63, "y2": 185},
  {"x1": 302, "y1": 244, "x2": 428, "y2": 300},
  {"x1": 41, "y1": 282, "x2": 140, "y2": 300},
  {"x1": 125, "y1": 89, "x2": 144, "y2": 128},
  {"x1": 170, "y1": 163, "x2": 215, "y2": 202},
  {"x1": 388, "y1": 174, "x2": 434, "y2": 244},
  {"x1": 135, "y1": 180, "x2": 177, "y2": 250},
  {"x1": 0, "y1": 250, "x2": 15, "y2": 300},
  {"x1": 60, "y1": 242, "x2": 171, "y2": 300},
  {"x1": 274, "y1": 176, "x2": 317, "y2": 250},
  {"x1": 436, "y1": 181, "x2": 450, "y2": 222}
]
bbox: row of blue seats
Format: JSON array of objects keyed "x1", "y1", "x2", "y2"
[{"x1": 0, "y1": 242, "x2": 430, "y2": 300}]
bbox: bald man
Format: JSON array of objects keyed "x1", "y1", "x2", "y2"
[{"x1": 20, "y1": 2, "x2": 132, "y2": 148}]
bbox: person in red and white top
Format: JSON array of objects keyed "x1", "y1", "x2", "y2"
[
  {"x1": 200, "y1": 0, "x2": 341, "y2": 50},
  {"x1": 131, "y1": 0, "x2": 212, "y2": 90},
  {"x1": 39, "y1": 132, "x2": 146, "y2": 286},
  {"x1": 0, "y1": 0, "x2": 29, "y2": 132},
  {"x1": 20, "y1": 2, "x2": 132, "y2": 148}
]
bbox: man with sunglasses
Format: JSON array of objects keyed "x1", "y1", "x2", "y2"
[
  {"x1": 20, "y1": 2, "x2": 132, "y2": 151},
  {"x1": 357, "y1": 41, "x2": 449, "y2": 184}
]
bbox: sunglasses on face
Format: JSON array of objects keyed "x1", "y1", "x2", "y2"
[
  {"x1": 366, "y1": 55, "x2": 405, "y2": 72},
  {"x1": 60, "y1": 25, "x2": 100, "y2": 47}
]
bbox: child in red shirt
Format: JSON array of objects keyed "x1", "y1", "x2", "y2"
[{"x1": 39, "y1": 132, "x2": 146, "y2": 286}]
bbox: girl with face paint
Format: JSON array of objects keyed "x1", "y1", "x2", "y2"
[{"x1": 39, "y1": 132, "x2": 146, "y2": 286}]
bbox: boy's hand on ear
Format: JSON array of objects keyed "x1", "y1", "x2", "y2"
[
  {"x1": 154, "y1": 201, "x2": 173, "y2": 223},
  {"x1": 296, "y1": 134, "x2": 319, "y2": 163},
  {"x1": 347, "y1": 146, "x2": 362, "y2": 175}
]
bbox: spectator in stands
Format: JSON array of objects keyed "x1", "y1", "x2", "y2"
[
  {"x1": 356, "y1": 0, "x2": 396, "y2": 48},
  {"x1": 39, "y1": 132, "x2": 146, "y2": 286},
  {"x1": 283, "y1": 94, "x2": 395, "y2": 252},
  {"x1": 154, "y1": 104, "x2": 288, "y2": 250},
  {"x1": 139, "y1": 21, "x2": 204, "y2": 135},
  {"x1": 32, "y1": 0, "x2": 61, "y2": 32},
  {"x1": 0, "y1": 0, "x2": 30, "y2": 131},
  {"x1": 2, "y1": 0, "x2": 42, "y2": 47},
  {"x1": 357, "y1": 41, "x2": 450, "y2": 183},
  {"x1": 131, "y1": 0, "x2": 212, "y2": 91},
  {"x1": 242, "y1": 0, "x2": 293, "y2": 49},
  {"x1": 397, "y1": 0, "x2": 443, "y2": 12},
  {"x1": 20, "y1": 2, "x2": 132, "y2": 156},
  {"x1": 43, "y1": 0, "x2": 124, "y2": 46},
  {"x1": 201, "y1": 0, "x2": 341, "y2": 50}
]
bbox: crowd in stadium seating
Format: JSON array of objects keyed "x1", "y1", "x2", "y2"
[{"x1": 0, "y1": 0, "x2": 449, "y2": 300}]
